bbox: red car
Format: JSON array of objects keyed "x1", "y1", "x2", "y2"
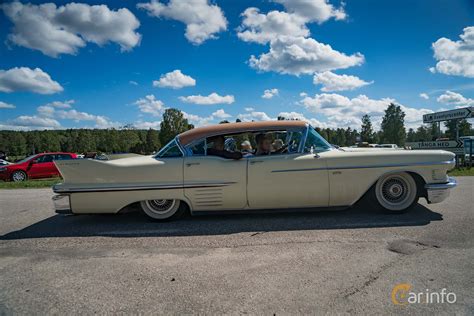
[{"x1": 0, "y1": 152, "x2": 77, "y2": 182}]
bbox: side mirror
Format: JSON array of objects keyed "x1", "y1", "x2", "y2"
[{"x1": 31, "y1": 159, "x2": 38, "y2": 164}]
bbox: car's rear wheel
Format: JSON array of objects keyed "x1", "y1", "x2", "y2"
[
  {"x1": 139, "y1": 199, "x2": 184, "y2": 221},
  {"x1": 11, "y1": 170, "x2": 27, "y2": 182},
  {"x1": 373, "y1": 172, "x2": 418, "y2": 213}
]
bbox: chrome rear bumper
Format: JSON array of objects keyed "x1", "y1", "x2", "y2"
[
  {"x1": 52, "y1": 194, "x2": 72, "y2": 214},
  {"x1": 425, "y1": 177, "x2": 457, "y2": 204}
]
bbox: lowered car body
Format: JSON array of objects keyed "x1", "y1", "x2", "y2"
[{"x1": 52, "y1": 121, "x2": 456, "y2": 220}]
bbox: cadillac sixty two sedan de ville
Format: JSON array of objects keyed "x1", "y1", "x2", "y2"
[{"x1": 52, "y1": 121, "x2": 457, "y2": 221}]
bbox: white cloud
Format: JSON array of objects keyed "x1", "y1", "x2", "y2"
[
  {"x1": 134, "y1": 95, "x2": 166, "y2": 117},
  {"x1": 1, "y1": 2, "x2": 141, "y2": 57},
  {"x1": 10, "y1": 115, "x2": 61, "y2": 129},
  {"x1": 129, "y1": 80, "x2": 138, "y2": 86},
  {"x1": 437, "y1": 91, "x2": 474, "y2": 107},
  {"x1": 212, "y1": 109, "x2": 231, "y2": 119},
  {"x1": 133, "y1": 120, "x2": 161, "y2": 129},
  {"x1": 0, "y1": 101, "x2": 15, "y2": 109},
  {"x1": 430, "y1": 26, "x2": 474, "y2": 78},
  {"x1": 237, "y1": 8, "x2": 308, "y2": 44},
  {"x1": 249, "y1": 36, "x2": 364, "y2": 75},
  {"x1": 313, "y1": 71, "x2": 373, "y2": 92},
  {"x1": 237, "y1": 111, "x2": 272, "y2": 122},
  {"x1": 137, "y1": 0, "x2": 227, "y2": 45},
  {"x1": 237, "y1": 0, "x2": 345, "y2": 45},
  {"x1": 153, "y1": 70, "x2": 196, "y2": 89},
  {"x1": 277, "y1": 111, "x2": 329, "y2": 128},
  {"x1": 244, "y1": 107, "x2": 255, "y2": 112},
  {"x1": 419, "y1": 93, "x2": 429, "y2": 100},
  {"x1": 37, "y1": 105, "x2": 56, "y2": 117},
  {"x1": 0, "y1": 67, "x2": 63, "y2": 94},
  {"x1": 179, "y1": 92, "x2": 235, "y2": 105},
  {"x1": 182, "y1": 108, "x2": 231, "y2": 126},
  {"x1": 274, "y1": 0, "x2": 346, "y2": 23},
  {"x1": 262, "y1": 88, "x2": 279, "y2": 99},
  {"x1": 45, "y1": 100, "x2": 75, "y2": 108},
  {"x1": 300, "y1": 93, "x2": 433, "y2": 129}
]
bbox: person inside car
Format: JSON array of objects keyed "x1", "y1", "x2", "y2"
[
  {"x1": 255, "y1": 133, "x2": 272, "y2": 155},
  {"x1": 207, "y1": 135, "x2": 243, "y2": 160},
  {"x1": 255, "y1": 133, "x2": 289, "y2": 155}
]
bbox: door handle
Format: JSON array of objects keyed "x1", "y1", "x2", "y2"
[
  {"x1": 250, "y1": 160, "x2": 264, "y2": 165},
  {"x1": 186, "y1": 162, "x2": 200, "y2": 167}
]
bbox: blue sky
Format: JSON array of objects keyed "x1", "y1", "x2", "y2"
[{"x1": 0, "y1": 0, "x2": 473, "y2": 130}]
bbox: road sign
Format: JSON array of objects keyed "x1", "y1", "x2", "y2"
[
  {"x1": 406, "y1": 140, "x2": 464, "y2": 155},
  {"x1": 423, "y1": 107, "x2": 473, "y2": 123}
]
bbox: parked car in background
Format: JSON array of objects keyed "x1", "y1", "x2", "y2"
[
  {"x1": 0, "y1": 152, "x2": 77, "y2": 182},
  {"x1": 0, "y1": 159, "x2": 11, "y2": 166},
  {"x1": 376, "y1": 144, "x2": 399, "y2": 149}
]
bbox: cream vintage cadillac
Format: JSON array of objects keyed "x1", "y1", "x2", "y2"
[{"x1": 52, "y1": 121, "x2": 457, "y2": 221}]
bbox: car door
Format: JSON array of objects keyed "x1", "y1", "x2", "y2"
[
  {"x1": 183, "y1": 139, "x2": 247, "y2": 211},
  {"x1": 247, "y1": 129, "x2": 330, "y2": 209},
  {"x1": 27, "y1": 154, "x2": 55, "y2": 178}
]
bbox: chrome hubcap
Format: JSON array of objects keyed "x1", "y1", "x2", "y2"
[
  {"x1": 381, "y1": 178, "x2": 408, "y2": 204},
  {"x1": 145, "y1": 199, "x2": 176, "y2": 214}
]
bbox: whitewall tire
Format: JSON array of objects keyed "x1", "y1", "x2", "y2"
[
  {"x1": 139, "y1": 199, "x2": 184, "y2": 221},
  {"x1": 374, "y1": 172, "x2": 418, "y2": 213}
]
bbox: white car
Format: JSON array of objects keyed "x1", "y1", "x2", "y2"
[
  {"x1": 52, "y1": 121, "x2": 457, "y2": 221},
  {"x1": 0, "y1": 159, "x2": 11, "y2": 166}
]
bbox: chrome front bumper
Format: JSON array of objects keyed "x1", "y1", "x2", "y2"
[
  {"x1": 425, "y1": 177, "x2": 457, "y2": 204},
  {"x1": 52, "y1": 194, "x2": 72, "y2": 214}
]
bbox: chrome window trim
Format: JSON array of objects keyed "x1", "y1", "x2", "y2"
[{"x1": 155, "y1": 138, "x2": 185, "y2": 159}]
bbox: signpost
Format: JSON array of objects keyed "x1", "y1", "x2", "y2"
[
  {"x1": 406, "y1": 140, "x2": 464, "y2": 155},
  {"x1": 423, "y1": 107, "x2": 473, "y2": 123}
]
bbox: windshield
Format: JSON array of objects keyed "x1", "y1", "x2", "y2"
[
  {"x1": 303, "y1": 127, "x2": 332, "y2": 153},
  {"x1": 15, "y1": 154, "x2": 37, "y2": 164}
]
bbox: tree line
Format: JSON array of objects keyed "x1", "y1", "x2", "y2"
[{"x1": 1, "y1": 104, "x2": 472, "y2": 157}]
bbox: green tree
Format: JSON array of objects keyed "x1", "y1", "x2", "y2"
[
  {"x1": 360, "y1": 114, "x2": 375, "y2": 143},
  {"x1": 145, "y1": 129, "x2": 160, "y2": 154},
  {"x1": 159, "y1": 108, "x2": 193, "y2": 145},
  {"x1": 444, "y1": 119, "x2": 472, "y2": 139},
  {"x1": 380, "y1": 103, "x2": 406, "y2": 146}
]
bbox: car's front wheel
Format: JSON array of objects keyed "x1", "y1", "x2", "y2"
[
  {"x1": 372, "y1": 172, "x2": 419, "y2": 213},
  {"x1": 139, "y1": 199, "x2": 185, "y2": 221},
  {"x1": 11, "y1": 170, "x2": 27, "y2": 182}
]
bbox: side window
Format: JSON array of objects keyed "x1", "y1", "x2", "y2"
[
  {"x1": 253, "y1": 130, "x2": 303, "y2": 156},
  {"x1": 36, "y1": 154, "x2": 54, "y2": 163},
  {"x1": 187, "y1": 139, "x2": 206, "y2": 156},
  {"x1": 156, "y1": 140, "x2": 183, "y2": 158},
  {"x1": 55, "y1": 154, "x2": 72, "y2": 160}
]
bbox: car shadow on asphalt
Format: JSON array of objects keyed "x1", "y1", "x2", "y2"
[{"x1": 1, "y1": 204, "x2": 443, "y2": 240}]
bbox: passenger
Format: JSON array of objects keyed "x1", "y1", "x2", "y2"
[
  {"x1": 207, "y1": 135, "x2": 243, "y2": 160},
  {"x1": 255, "y1": 133, "x2": 272, "y2": 155},
  {"x1": 241, "y1": 140, "x2": 253, "y2": 154},
  {"x1": 272, "y1": 139, "x2": 284, "y2": 151}
]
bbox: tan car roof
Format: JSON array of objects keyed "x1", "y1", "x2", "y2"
[{"x1": 178, "y1": 121, "x2": 307, "y2": 146}]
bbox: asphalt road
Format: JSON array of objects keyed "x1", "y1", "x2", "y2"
[{"x1": 1, "y1": 177, "x2": 473, "y2": 315}]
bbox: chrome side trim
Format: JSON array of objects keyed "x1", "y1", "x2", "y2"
[
  {"x1": 272, "y1": 159, "x2": 455, "y2": 173},
  {"x1": 53, "y1": 182, "x2": 236, "y2": 193},
  {"x1": 425, "y1": 177, "x2": 457, "y2": 190}
]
